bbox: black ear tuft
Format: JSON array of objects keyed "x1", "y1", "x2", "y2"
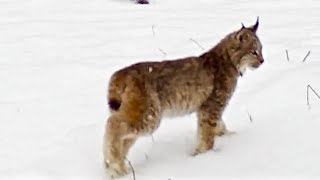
[
  {"x1": 250, "y1": 17, "x2": 259, "y2": 33},
  {"x1": 241, "y1": 23, "x2": 246, "y2": 29}
]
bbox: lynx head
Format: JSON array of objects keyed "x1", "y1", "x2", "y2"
[{"x1": 226, "y1": 18, "x2": 264, "y2": 74}]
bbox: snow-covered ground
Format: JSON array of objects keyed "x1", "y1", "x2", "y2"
[{"x1": 1, "y1": 0, "x2": 320, "y2": 179}]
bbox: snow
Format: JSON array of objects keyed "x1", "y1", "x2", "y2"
[{"x1": 1, "y1": 0, "x2": 320, "y2": 179}]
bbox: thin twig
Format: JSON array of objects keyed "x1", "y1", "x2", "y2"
[
  {"x1": 302, "y1": 50, "x2": 311, "y2": 62},
  {"x1": 152, "y1": 25, "x2": 156, "y2": 37},
  {"x1": 285, "y1": 49, "x2": 290, "y2": 62},
  {"x1": 190, "y1": 38, "x2": 205, "y2": 50},
  {"x1": 307, "y1": 85, "x2": 309, "y2": 108},
  {"x1": 247, "y1": 111, "x2": 253, "y2": 123},
  {"x1": 307, "y1": 84, "x2": 320, "y2": 108},
  {"x1": 145, "y1": 153, "x2": 149, "y2": 160},
  {"x1": 158, "y1": 48, "x2": 167, "y2": 56},
  {"x1": 127, "y1": 159, "x2": 136, "y2": 180}
]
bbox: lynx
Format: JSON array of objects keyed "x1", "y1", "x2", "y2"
[{"x1": 103, "y1": 18, "x2": 264, "y2": 177}]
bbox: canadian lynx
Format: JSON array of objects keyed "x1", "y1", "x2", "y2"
[{"x1": 103, "y1": 18, "x2": 264, "y2": 177}]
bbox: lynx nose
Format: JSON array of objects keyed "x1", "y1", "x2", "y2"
[{"x1": 260, "y1": 58, "x2": 264, "y2": 64}]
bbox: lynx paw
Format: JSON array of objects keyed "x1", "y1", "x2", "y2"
[
  {"x1": 105, "y1": 160, "x2": 129, "y2": 178},
  {"x1": 191, "y1": 146, "x2": 212, "y2": 156},
  {"x1": 216, "y1": 129, "x2": 236, "y2": 136},
  {"x1": 215, "y1": 121, "x2": 236, "y2": 136},
  {"x1": 191, "y1": 149, "x2": 201, "y2": 156}
]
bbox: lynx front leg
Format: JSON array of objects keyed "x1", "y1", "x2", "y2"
[
  {"x1": 193, "y1": 112, "x2": 218, "y2": 156},
  {"x1": 193, "y1": 91, "x2": 231, "y2": 156}
]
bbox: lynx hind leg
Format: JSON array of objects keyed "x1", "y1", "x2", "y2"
[
  {"x1": 103, "y1": 74, "x2": 145, "y2": 176},
  {"x1": 104, "y1": 111, "x2": 160, "y2": 178},
  {"x1": 215, "y1": 120, "x2": 235, "y2": 136},
  {"x1": 122, "y1": 137, "x2": 137, "y2": 158},
  {"x1": 103, "y1": 113, "x2": 132, "y2": 178},
  {"x1": 104, "y1": 79, "x2": 161, "y2": 177},
  {"x1": 215, "y1": 120, "x2": 226, "y2": 136}
]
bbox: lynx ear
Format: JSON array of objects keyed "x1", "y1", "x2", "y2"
[
  {"x1": 236, "y1": 24, "x2": 246, "y2": 41},
  {"x1": 248, "y1": 17, "x2": 259, "y2": 33}
]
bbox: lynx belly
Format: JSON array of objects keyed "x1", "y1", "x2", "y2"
[{"x1": 161, "y1": 85, "x2": 213, "y2": 117}]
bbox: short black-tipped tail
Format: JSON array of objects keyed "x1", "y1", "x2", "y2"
[{"x1": 108, "y1": 99, "x2": 121, "y2": 111}]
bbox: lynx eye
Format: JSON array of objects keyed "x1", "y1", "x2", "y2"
[{"x1": 250, "y1": 50, "x2": 259, "y2": 56}]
